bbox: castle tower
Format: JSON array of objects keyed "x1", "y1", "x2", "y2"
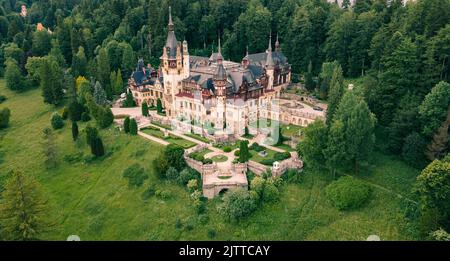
[
  {"x1": 183, "y1": 40, "x2": 190, "y2": 78},
  {"x1": 160, "y1": 6, "x2": 185, "y2": 117},
  {"x1": 265, "y1": 34, "x2": 275, "y2": 90},
  {"x1": 213, "y1": 38, "x2": 227, "y2": 130}
]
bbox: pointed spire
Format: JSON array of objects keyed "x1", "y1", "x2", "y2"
[
  {"x1": 168, "y1": 6, "x2": 174, "y2": 31},
  {"x1": 217, "y1": 36, "x2": 223, "y2": 63},
  {"x1": 266, "y1": 33, "x2": 274, "y2": 68},
  {"x1": 275, "y1": 33, "x2": 280, "y2": 52}
]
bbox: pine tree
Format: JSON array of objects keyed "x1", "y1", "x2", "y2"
[
  {"x1": 96, "y1": 48, "x2": 110, "y2": 93},
  {"x1": 72, "y1": 121, "x2": 79, "y2": 141},
  {"x1": 142, "y1": 101, "x2": 149, "y2": 117},
  {"x1": 326, "y1": 64, "x2": 344, "y2": 125},
  {"x1": 123, "y1": 117, "x2": 130, "y2": 133},
  {"x1": 156, "y1": 98, "x2": 163, "y2": 113},
  {"x1": 0, "y1": 171, "x2": 51, "y2": 240},
  {"x1": 129, "y1": 118, "x2": 138, "y2": 135},
  {"x1": 239, "y1": 140, "x2": 250, "y2": 163},
  {"x1": 40, "y1": 57, "x2": 64, "y2": 106},
  {"x1": 71, "y1": 46, "x2": 87, "y2": 77},
  {"x1": 324, "y1": 120, "x2": 347, "y2": 179},
  {"x1": 91, "y1": 136, "x2": 105, "y2": 157},
  {"x1": 334, "y1": 92, "x2": 377, "y2": 173},
  {"x1": 304, "y1": 60, "x2": 315, "y2": 92},
  {"x1": 93, "y1": 81, "x2": 107, "y2": 105},
  {"x1": 85, "y1": 125, "x2": 99, "y2": 147},
  {"x1": 5, "y1": 58, "x2": 26, "y2": 91},
  {"x1": 49, "y1": 39, "x2": 66, "y2": 68}
]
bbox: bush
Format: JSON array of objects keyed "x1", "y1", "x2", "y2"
[
  {"x1": 0, "y1": 108, "x2": 11, "y2": 129},
  {"x1": 141, "y1": 185, "x2": 156, "y2": 200},
  {"x1": 122, "y1": 163, "x2": 148, "y2": 187},
  {"x1": 203, "y1": 158, "x2": 213, "y2": 164},
  {"x1": 325, "y1": 176, "x2": 371, "y2": 210},
  {"x1": 249, "y1": 142, "x2": 264, "y2": 152},
  {"x1": 61, "y1": 107, "x2": 69, "y2": 120},
  {"x1": 274, "y1": 151, "x2": 291, "y2": 161},
  {"x1": 234, "y1": 150, "x2": 240, "y2": 156},
  {"x1": 81, "y1": 112, "x2": 91, "y2": 122},
  {"x1": 223, "y1": 146, "x2": 232, "y2": 153},
  {"x1": 217, "y1": 188, "x2": 257, "y2": 221},
  {"x1": 187, "y1": 179, "x2": 198, "y2": 193},
  {"x1": 250, "y1": 177, "x2": 280, "y2": 203},
  {"x1": 165, "y1": 167, "x2": 179, "y2": 181},
  {"x1": 155, "y1": 189, "x2": 171, "y2": 199},
  {"x1": 51, "y1": 113, "x2": 64, "y2": 130},
  {"x1": 0, "y1": 95, "x2": 6, "y2": 103},
  {"x1": 178, "y1": 168, "x2": 200, "y2": 185},
  {"x1": 207, "y1": 229, "x2": 217, "y2": 239},
  {"x1": 260, "y1": 159, "x2": 275, "y2": 166}
]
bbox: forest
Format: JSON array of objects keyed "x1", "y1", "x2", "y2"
[{"x1": 0, "y1": 0, "x2": 449, "y2": 241}]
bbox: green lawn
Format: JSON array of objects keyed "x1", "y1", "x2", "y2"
[
  {"x1": 211, "y1": 155, "x2": 228, "y2": 163},
  {"x1": 282, "y1": 124, "x2": 303, "y2": 138},
  {"x1": 141, "y1": 127, "x2": 165, "y2": 139},
  {"x1": 249, "y1": 147, "x2": 278, "y2": 164},
  {"x1": 0, "y1": 79, "x2": 419, "y2": 240},
  {"x1": 141, "y1": 127, "x2": 196, "y2": 149},
  {"x1": 165, "y1": 135, "x2": 196, "y2": 149}
]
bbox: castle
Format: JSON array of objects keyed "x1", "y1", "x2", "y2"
[{"x1": 128, "y1": 7, "x2": 292, "y2": 137}]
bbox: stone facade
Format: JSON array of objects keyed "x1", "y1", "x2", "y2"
[{"x1": 128, "y1": 7, "x2": 293, "y2": 138}]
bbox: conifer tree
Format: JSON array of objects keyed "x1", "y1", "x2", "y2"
[
  {"x1": 142, "y1": 101, "x2": 149, "y2": 117},
  {"x1": 123, "y1": 117, "x2": 130, "y2": 133},
  {"x1": 72, "y1": 121, "x2": 79, "y2": 141},
  {"x1": 0, "y1": 171, "x2": 52, "y2": 241},
  {"x1": 129, "y1": 118, "x2": 138, "y2": 135},
  {"x1": 93, "y1": 81, "x2": 107, "y2": 106},
  {"x1": 40, "y1": 57, "x2": 64, "y2": 106},
  {"x1": 326, "y1": 64, "x2": 344, "y2": 125}
]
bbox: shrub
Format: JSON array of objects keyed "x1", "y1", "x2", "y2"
[
  {"x1": 51, "y1": 113, "x2": 64, "y2": 130},
  {"x1": 61, "y1": 106, "x2": 69, "y2": 120},
  {"x1": 0, "y1": 108, "x2": 11, "y2": 129},
  {"x1": 175, "y1": 218, "x2": 183, "y2": 229},
  {"x1": 250, "y1": 177, "x2": 280, "y2": 203},
  {"x1": 0, "y1": 95, "x2": 6, "y2": 103},
  {"x1": 85, "y1": 125, "x2": 99, "y2": 146},
  {"x1": 249, "y1": 142, "x2": 264, "y2": 152},
  {"x1": 141, "y1": 185, "x2": 156, "y2": 200},
  {"x1": 187, "y1": 179, "x2": 198, "y2": 193},
  {"x1": 90, "y1": 136, "x2": 105, "y2": 157},
  {"x1": 260, "y1": 159, "x2": 275, "y2": 166},
  {"x1": 223, "y1": 146, "x2": 232, "y2": 153},
  {"x1": 217, "y1": 188, "x2": 257, "y2": 221},
  {"x1": 203, "y1": 158, "x2": 213, "y2": 164},
  {"x1": 155, "y1": 189, "x2": 171, "y2": 199},
  {"x1": 325, "y1": 176, "x2": 371, "y2": 210},
  {"x1": 165, "y1": 167, "x2": 179, "y2": 181},
  {"x1": 207, "y1": 229, "x2": 217, "y2": 239},
  {"x1": 234, "y1": 150, "x2": 240, "y2": 156},
  {"x1": 274, "y1": 151, "x2": 291, "y2": 161},
  {"x1": 178, "y1": 168, "x2": 200, "y2": 185},
  {"x1": 81, "y1": 112, "x2": 91, "y2": 122},
  {"x1": 122, "y1": 163, "x2": 148, "y2": 187}
]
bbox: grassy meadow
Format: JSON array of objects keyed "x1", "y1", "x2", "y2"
[{"x1": 0, "y1": 79, "x2": 420, "y2": 240}]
